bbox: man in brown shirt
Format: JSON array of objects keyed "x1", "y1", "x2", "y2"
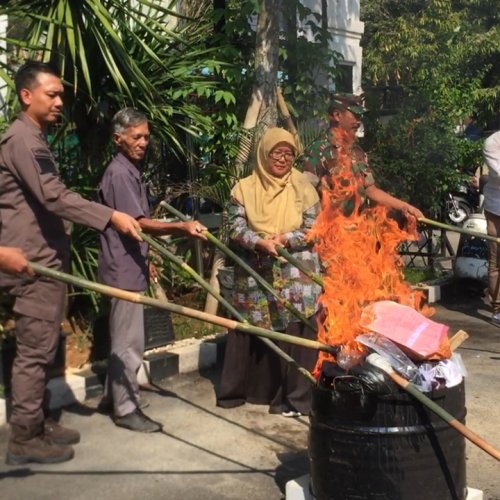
[{"x1": 0, "y1": 61, "x2": 141, "y2": 465}]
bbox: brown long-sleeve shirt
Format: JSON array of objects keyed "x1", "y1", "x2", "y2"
[{"x1": 0, "y1": 112, "x2": 113, "y2": 286}]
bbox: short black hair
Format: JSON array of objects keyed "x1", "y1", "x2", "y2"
[{"x1": 14, "y1": 60, "x2": 60, "y2": 103}]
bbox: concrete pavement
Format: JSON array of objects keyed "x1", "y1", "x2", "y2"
[{"x1": 0, "y1": 287, "x2": 499, "y2": 500}]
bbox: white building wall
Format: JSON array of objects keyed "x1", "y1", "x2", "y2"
[{"x1": 299, "y1": 0, "x2": 365, "y2": 94}]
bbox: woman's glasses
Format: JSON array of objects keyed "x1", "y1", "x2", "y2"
[{"x1": 269, "y1": 150, "x2": 295, "y2": 161}]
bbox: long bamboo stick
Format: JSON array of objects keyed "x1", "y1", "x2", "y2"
[
  {"x1": 367, "y1": 353, "x2": 500, "y2": 462},
  {"x1": 159, "y1": 201, "x2": 317, "y2": 331},
  {"x1": 276, "y1": 247, "x2": 324, "y2": 287},
  {"x1": 29, "y1": 262, "x2": 335, "y2": 355},
  {"x1": 139, "y1": 231, "x2": 316, "y2": 383},
  {"x1": 419, "y1": 216, "x2": 500, "y2": 243}
]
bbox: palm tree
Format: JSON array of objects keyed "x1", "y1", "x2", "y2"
[
  {"x1": 0, "y1": 0, "x2": 229, "y2": 168},
  {"x1": 0, "y1": 0, "x2": 236, "y2": 323}
]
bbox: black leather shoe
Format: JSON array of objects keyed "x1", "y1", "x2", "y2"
[
  {"x1": 97, "y1": 398, "x2": 149, "y2": 415},
  {"x1": 114, "y1": 410, "x2": 162, "y2": 433}
]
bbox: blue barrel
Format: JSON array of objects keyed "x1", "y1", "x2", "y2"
[{"x1": 309, "y1": 362, "x2": 466, "y2": 500}]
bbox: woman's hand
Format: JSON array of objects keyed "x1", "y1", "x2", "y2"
[
  {"x1": 269, "y1": 233, "x2": 288, "y2": 247},
  {"x1": 255, "y1": 238, "x2": 283, "y2": 256}
]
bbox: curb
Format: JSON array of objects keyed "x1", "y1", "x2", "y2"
[
  {"x1": 412, "y1": 276, "x2": 456, "y2": 304},
  {"x1": 285, "y1": 474, "x2": 483, "y2": 500},
  {"x1": 0, "y1": 333, "x2": 226, "y2": 426}
]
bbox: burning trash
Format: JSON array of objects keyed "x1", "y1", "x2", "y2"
[
  {"x1": 306, "y1": 128, "x2": 446, "y2": 374},
  {"x1": 305, "y1": 129, "x2": 472, "y2": 499}
]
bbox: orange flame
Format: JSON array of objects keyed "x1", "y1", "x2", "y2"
[{"x1": 307, "y1": 129, "x2": 431, "y2": 377}]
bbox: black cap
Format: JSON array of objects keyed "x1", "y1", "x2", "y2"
[{"x1": 328, "y1": 93, "x2": 367, "y2": 116}]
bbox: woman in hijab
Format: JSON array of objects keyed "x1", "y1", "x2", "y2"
[{"x1": 216, "y1": 127, "x2": 322, "y2": 416}]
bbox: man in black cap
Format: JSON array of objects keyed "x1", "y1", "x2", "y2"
[{"x1": 303, "y1": 93, "x2": 423, "y2": 218}]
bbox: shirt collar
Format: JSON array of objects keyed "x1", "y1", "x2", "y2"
[
  {"x1": 114, "y1": 152, "x2": 142, "y2": 179},
  {"x1": 19, "y1": 112, "x2": 45, "y2": 137}
]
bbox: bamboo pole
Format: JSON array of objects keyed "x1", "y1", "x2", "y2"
[
  {"x1": 138, "y1": 231, "x2": 316, "y2": 383},
  {"x1": 276, "y1": 247, "x2": 324, "y2": 287},
  {"x1": 367, "y1": 353, "x2": 500, "y2": 462},
  {"x1": 419, "y1": 216, "x2": 500, "y2": 243},
  {"x1": 29, "y1": 262, "x2": 336, "y2": 355},
  {"x1": 159, "y1": 201, "x2": 317, "y2": 331}
]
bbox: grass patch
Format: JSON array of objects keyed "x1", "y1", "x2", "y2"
[
  {"x1": 171, "y1": 288, "x2": 223, "y2": 340},
  {"x1": 403, "y1": 267, "x2": 444, "y2": 285}
]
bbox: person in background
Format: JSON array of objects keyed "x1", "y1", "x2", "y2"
[
  {"x1": 98, "y1": 108, "x2": 207, "y2": 433},
  {"x1": 303, "y1": 93, "x2": 423, "y2": 220},
  {"x1": 482, "y1": 130, "x2": 500, "y2": 325},
  {"x1": 463, "y1": 115, "x2": 483, "y2": 141},
  {"x1": 0, "y1": 61, "x2": 141, "y2": 465},
  {"x1": 217, "y1": 127, "x2": 322, "y2": 417}
]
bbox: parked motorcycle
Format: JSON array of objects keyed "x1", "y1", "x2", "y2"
[{"x1": 445, "y1": 176, "x2": 485, "y2": 226}]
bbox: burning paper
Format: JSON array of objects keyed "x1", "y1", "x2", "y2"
[{"x1": 359, "y1": 300, "x2": 450, "y2": 359}]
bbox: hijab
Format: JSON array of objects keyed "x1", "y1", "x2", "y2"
[{"x1": 231, "y1": 127, "x2": 319, "y2": 236}]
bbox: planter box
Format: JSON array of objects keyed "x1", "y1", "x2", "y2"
[
  {"x1": 92, "y1": 307, "x2": 175, "y2": 357},
  {"x1": 217, "y1": 266, "x2": 234, "y2": 305},
  {"x1": 144, "y1": 307, "x2": 174, "y2": 350}
]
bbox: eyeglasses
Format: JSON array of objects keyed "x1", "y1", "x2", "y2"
[{"x1": 269, "y1": 150, "x2": 295, "y2": 161}]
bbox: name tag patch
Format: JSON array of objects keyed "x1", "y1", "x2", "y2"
[{"x1": 32, "y1": 148, "x2": 58, "y2": 175}]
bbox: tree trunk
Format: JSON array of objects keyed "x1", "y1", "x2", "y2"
[
  {"x1": 283, "y1": 1, "x2": 298, "y2": 88},
  {"x1": 205, "y1": 0, "x2": 281, "y2": 315},
  {"x1": 254, "y1": 0, "x2": 280, "y2": 129},
  {"x1": 203, "y1": 249, "x2": 227, "y2": 315}
]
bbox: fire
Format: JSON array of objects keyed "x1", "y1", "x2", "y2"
[{"x1": 307, "y1": 129, "x2": 431, "y2": 376}]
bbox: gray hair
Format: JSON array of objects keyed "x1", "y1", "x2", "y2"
[{"x1": 112, "y1": 108, "x2": 148, "y2": 135}]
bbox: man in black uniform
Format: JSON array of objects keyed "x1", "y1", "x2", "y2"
[{"x1": 0, "y1": 61, "x2": 141, "y2": 465}]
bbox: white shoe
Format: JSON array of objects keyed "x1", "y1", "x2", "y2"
[{"x1": 281, "y1": 410, "x2": 302, "y2": 418}]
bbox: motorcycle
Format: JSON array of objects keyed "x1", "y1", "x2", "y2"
[{"x1": 445, "y1": 176, "x2": 485, "y2": 226}]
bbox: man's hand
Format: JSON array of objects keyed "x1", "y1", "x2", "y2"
[
  {"x1": 255, "y1": 238, "x2": 283, "y2": 257},
  {"x1": 110, "y1": 211, "x2": 142, "y2": 241},
  {"x1": 0, "y1": 247, "x2": 34, "y2": 275},
  {"x1": 182, "y1": 221, "x2": 208, "y2": 240},
  {"x1": 402, "y1": 203, "x2": 424, "y2": 220}
]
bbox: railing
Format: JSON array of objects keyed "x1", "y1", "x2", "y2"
[{"x1": 399, "y1": 228, "x2": 455, "y2": 269}]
